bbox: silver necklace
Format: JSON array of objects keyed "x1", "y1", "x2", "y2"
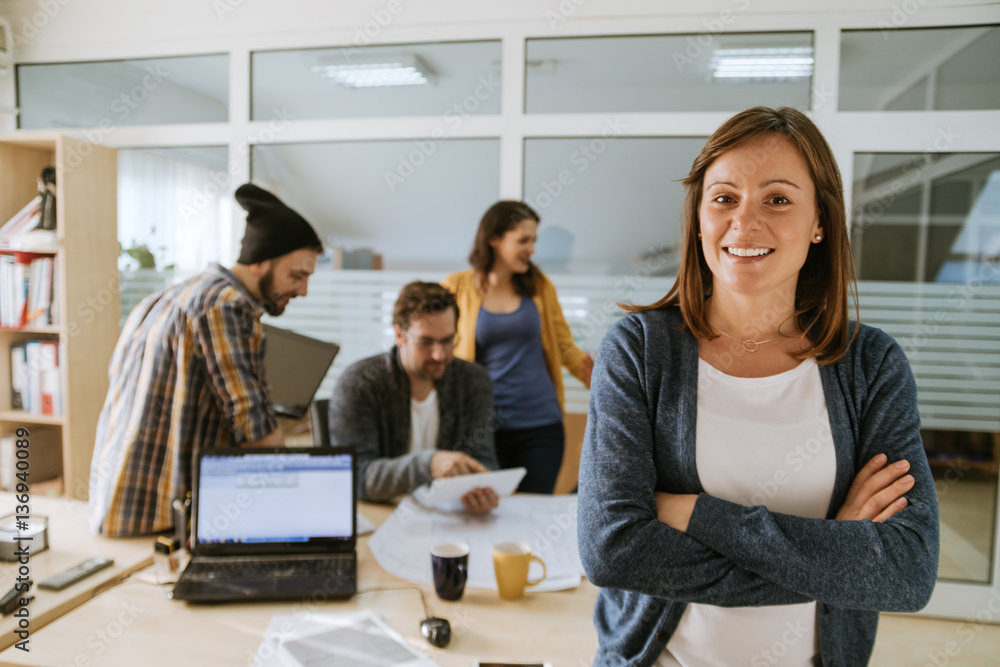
[{"x1": 716, "y1": 328, "x2": 779, "y2": 353}]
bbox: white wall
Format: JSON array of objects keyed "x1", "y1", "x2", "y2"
[{"x1": 0, "y1": 0, "x2": 997, "y2": 59}]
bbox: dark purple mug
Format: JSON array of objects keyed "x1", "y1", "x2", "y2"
[{"x1": 431, "y1": 542, "x2": 469, "y2": 601}]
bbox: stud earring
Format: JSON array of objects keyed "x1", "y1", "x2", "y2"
[
  {"x1": 815, "y1": 234, "x2": 822, "y2": 241},
  {"x1": 698, "y1": 232, "x2": 702, "y2": 239}
]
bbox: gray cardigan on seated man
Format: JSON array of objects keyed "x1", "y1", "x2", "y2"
[{"x1": 328, "y1": 347, "x2": 499, "y2": 502}]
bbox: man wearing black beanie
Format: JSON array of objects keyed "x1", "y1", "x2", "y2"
[{"x1": 89, "y1": 184, "x2": 323, "y2": 537}]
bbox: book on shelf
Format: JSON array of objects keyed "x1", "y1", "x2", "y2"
[
  {"x1": 0, "y1": 251, "x2": 56, "y2": 328},
  {"x1": 9, "y1": 343, "x2": 26, "y2": 411},
  {"x1": 26, "y1": 255, "x2": 55, "y2": 326},
  {"x1": 2, "y1": 167, "x2": 58, "y2": 253},
  {"x1": 38, "y1": 341, "x2": 61, "y2": 416},
  {"x1": 0, "y1": 196, "x2": 41, "y2": 249},
  {"x1": 11, "y1": 339, "x2": 61, "y2": 416}
]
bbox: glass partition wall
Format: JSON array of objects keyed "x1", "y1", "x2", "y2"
[
  {"x1": 853, "y1": 151, "x2": 1000, "y2": 585},
  {"x1": 13, "y1": 14, "x2": 1000, "y2": 622},
  {"x1": 842, "y1": 25, "x2": 1000, "y2": 595}
]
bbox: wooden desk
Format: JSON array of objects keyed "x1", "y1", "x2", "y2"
[
  {"x1": 0, "y1": 493, "x2": 153, "y2": 651},
  {"x1": 0, "y1": 503, "x2": 601, "y2": 666}
]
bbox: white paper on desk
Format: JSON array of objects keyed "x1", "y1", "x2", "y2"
[
  {"x1": 357, "y1": 511, "x2": 376, "y2": 536},
  {"x1": 252, "y1": 610, "x2": 438, "y2": 667},
  {"x1": 417, "y1": 467, "x2": 526, "y2": 506},
  {"x1": 369, "y1": 494, "x2": 583, "y2": 593}
]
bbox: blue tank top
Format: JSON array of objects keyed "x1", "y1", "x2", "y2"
[{"x1": 475, "y1": 297, "x2": 563, "y2": 430}]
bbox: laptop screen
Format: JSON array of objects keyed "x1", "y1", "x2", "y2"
[
  {"x1": 193, "y1": 448, "x2": 355, "y2": 555},
  {"x1": 263, "y1": 325, "x2": 339, "y2": 420}
]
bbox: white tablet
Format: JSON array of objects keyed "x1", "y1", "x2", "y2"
[{"x1": 420, "y1": 467, "x2": 527, "y2": 506}]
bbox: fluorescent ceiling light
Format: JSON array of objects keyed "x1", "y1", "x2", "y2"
[
  {"x1": 312, "y1": 54, "x2": 434, "y2": 88},
  {"x1": 710, "y1": 47, "x2": 814, "y2": 82}
]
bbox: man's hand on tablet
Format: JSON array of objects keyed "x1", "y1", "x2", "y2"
[{"x1": 430, "y1": 452, "x2": 498, "y2": 514}]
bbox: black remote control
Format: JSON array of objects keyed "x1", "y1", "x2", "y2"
[
  {"x1": 0, "y1": 581, "x2": 31, "y2": 615},
  {"x1": 38, "y1": 557, "x2": 114, "y2": 592}
]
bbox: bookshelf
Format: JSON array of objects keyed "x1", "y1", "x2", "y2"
[{"x1": 0, "y1": 133, "x2": 118, "y2": 500}]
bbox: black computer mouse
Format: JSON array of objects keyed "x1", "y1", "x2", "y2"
[{"x1": 420, "y1": 616, "x2": 451, "y2": 648}]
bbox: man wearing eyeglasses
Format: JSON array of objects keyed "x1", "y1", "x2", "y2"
[{"x1": 328, "y1": 281, "x2": 500, "y2": 514}]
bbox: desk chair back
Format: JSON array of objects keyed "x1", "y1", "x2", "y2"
[{"x1": 310, "y1": 398, "x2": 330, "y2": 446}]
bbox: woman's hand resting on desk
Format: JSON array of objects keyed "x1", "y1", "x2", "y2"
[
  {"x1": 430, "y1": 450, "x2": 500, "y2": 515},
  {"x1": 653, "y1": 453, "x2": 915, "y2": 532}
]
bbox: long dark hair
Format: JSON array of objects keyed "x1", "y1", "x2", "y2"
[
  {"x1": 625, "y1": 106, "x2": 858, "y2": 364},
  {"x1": 468, "y1": 200, "x2": 539, "y2": 297}
]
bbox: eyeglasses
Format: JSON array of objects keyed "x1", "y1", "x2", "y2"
[{"x1": 402, "y1": 332, "x2": 459, "y2": 351}]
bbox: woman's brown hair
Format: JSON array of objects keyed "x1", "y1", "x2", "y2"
[
  {"x1": 625, "y1": 106, "x2": 858, "y2": 364},
  {"x1": 468, "y1": 200, "x2": 540, "y2": 297}
]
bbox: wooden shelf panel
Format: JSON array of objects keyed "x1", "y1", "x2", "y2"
[
  {"x1": 1, "y1": 133, "x2": 118, "y2": 501},
  {"x1": 0, "y1": 410, "x2": 66, "y2": 426},
  {"x1": 0, "y1": 326, "x2": 61, "y2": 335}
]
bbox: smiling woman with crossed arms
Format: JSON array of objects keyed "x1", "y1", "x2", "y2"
[{"x1": 578, "y1": 107, "x2": 939, "y2": 666}]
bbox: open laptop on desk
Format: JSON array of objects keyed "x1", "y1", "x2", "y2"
[
  {"x1": 171, "y1": 447, "x2": 357, "y2": 603},
  {"x1": 263, "y1": 324, "x2": 340, "y2": 420}
]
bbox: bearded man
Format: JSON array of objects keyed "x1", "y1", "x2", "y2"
[{"x1": 89, "y1": 183, "x2": 322, "y2": 537}]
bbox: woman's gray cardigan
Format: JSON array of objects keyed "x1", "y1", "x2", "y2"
[{"x1": 578, "y1": 308, "x2": 939, "y2": 667}]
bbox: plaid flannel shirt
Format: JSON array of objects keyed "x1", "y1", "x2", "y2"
[{"x1": 88, "y1": 265, "x2": 278, "y2": 537}]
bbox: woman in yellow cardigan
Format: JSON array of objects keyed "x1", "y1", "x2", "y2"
[{"x1": 443, "y1": 200, "x2": 593, "y2": 494}]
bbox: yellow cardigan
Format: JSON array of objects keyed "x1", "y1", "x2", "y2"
[{"x1": 441, "y1": 269, "x2": 589, "y2": 413}]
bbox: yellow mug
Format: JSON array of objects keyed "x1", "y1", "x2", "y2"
[{"x1": 492, "y1": 541, "x2": 547, "y2": 600}]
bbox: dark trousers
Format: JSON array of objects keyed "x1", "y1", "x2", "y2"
[{"x1": 496, "y1": 421, "x2": 565, "y2": 494}]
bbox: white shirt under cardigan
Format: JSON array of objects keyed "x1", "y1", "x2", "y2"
[
  {"x1": 408, "y1": 389, "x2": 440, "y2": 453},
  {"x1": 659, "y1": 357, "x2": 836, "y2": 667}
]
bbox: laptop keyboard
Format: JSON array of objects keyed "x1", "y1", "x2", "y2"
[{"x1": 183, "y1": 557, "x2": 353, "y2": 582}]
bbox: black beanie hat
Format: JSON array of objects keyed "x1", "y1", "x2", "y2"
[{"x1": 235, "y1": 183, "x2": 323, "y2": 265}]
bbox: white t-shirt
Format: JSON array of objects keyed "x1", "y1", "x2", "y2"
[
  {"x1": 659, "y1": 357, "x2": 835, "y2": 667},
  {"x1": 408, "y1": 388, "x2": 440, "y2": 453}
]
